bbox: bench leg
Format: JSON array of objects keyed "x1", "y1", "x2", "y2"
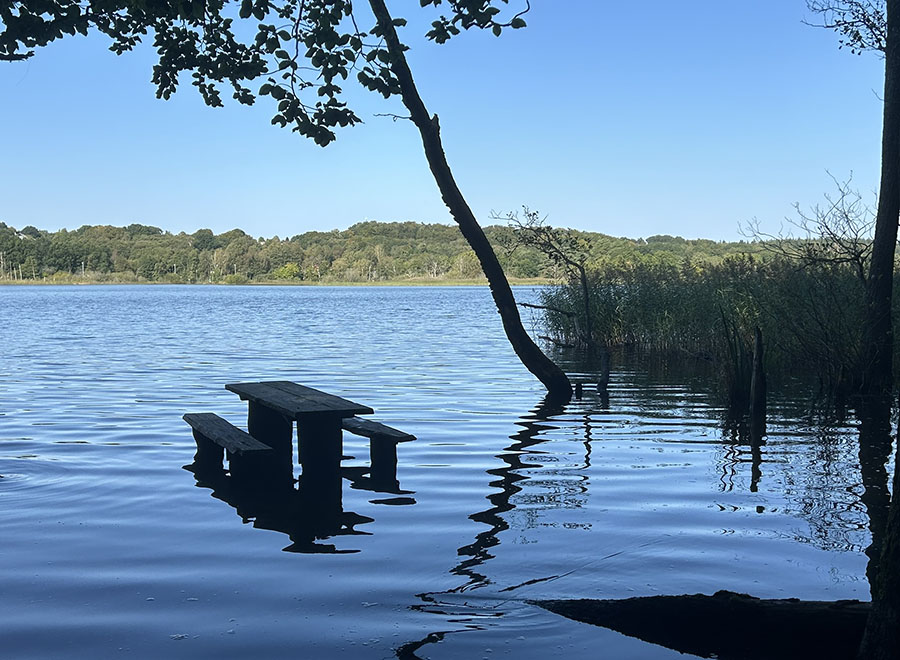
[
  {"x1": 228, "y1": 449, "x2": 292, "y2": 485},
  {"x1": 193, "y1": 431, "x2": 224, "y2": 471},
  {"x1": 370, "y1": 438, "x2": 399, "y2": 488}
]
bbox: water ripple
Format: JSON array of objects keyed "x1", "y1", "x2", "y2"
[{"x1": 0, "y1": 285, "x2": 875, "y2": 659}]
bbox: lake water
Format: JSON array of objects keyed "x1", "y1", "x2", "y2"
[{"x1": 0, "y1": 285, "x2": 877, "y2": 658}]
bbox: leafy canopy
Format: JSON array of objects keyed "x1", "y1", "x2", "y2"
[{"x1": 1, "y1": 0, "x2": 529, "y2": 145}]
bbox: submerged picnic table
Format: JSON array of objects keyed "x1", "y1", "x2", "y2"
[
  {"x1": 226, "y1": 381, "x2": 374, "y2": 464},
  {"x1": 185, "y1": 381, "x2": 414, "y2": 488}
]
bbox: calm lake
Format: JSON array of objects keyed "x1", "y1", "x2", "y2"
[{"x1": 0, "y1": 285, "x2": 875, "y2": 658}]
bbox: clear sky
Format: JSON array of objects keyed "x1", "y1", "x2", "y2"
[{"x1": 0, "y1": 1, "x2": 886, "y2": 241}]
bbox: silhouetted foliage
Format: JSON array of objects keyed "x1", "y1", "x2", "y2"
[{"x1": 0, "y1": 0, "x2": 529, "y2": 144}]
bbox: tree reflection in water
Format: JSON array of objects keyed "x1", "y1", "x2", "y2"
[
  {"x1": 450, "y1": 397, "x2": 568, "y2": 592},
  {"x1": 399, "y1": 396, "x2": 572, "y2": 657},
  {"x1": 397, "y1": 363, "x2": 893, "y2": 658},
  {"x1": 856, "y1": 399, "x2": 893, "y2": 594}
]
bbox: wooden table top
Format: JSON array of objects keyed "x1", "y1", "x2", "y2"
[{"x1": 225, "y1": 381, "x2": 374, "y2": 419}]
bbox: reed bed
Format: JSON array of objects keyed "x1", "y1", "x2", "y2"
[{"x1": 539, "y1": 255, "x2": 886, "y2": 406}]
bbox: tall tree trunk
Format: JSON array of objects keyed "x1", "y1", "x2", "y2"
[
  {"x1": 862, "y1": 0, "x2": 900, "y2": 400},
  {"x1": 368, "y1": 0, "x2": 571, "y2": 401},
  {"x1": 858, "y1": 2, "x2": 900, "y2": 657}
]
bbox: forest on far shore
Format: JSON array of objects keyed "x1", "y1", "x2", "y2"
[{"x1": 0, "y1": 220, "x2": 760, "y2": 284}]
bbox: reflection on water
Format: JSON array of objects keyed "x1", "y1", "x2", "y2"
[
  {"x1": 187, "y1": 462, "x2": 374, "y2": 554},
  {"x1": 450, "y1": 398, "x2": 568, "y2": 592},
  {"x1": 857, "y1": 400, "x2": 893, "y2": 592},
  {"x1": 401, "y1": 350, "x2": 890, "y2": 656},
  {"x1": 185, "y1": 436, "x2": 415, "y2": 554},
  {"x1": 720, "y1": 419, "x2": 764, "y2": 493},
  {"x1": 0, "y1": 285, "x2": 889, "y2": 658}
]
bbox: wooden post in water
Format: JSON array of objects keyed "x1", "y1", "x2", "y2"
[
  {"x1": 370, "y1": 438, "x2": 399, "y2": 488},
  {"x1": 598, "y1": 345, "x2": 611, "y2": 395},
  {"x1": 749, "y1": 326, "x2": 766, "y2": 442}
]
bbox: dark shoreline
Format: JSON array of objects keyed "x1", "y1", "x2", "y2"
[{"x1": 535, "y1": 590, "x2": 871, "y2": 660}]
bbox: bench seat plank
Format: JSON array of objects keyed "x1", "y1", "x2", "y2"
[
  {"x1": 342, "y1": 417, "x2": 415, "y2": 443},
  {"x1": 183, "y1": 413, "x2": 273, "y2": 455},
  {"x1": 225, "y1": 381, "x2": 373, "y2": 419}
]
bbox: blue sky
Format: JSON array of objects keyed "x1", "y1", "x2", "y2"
[{"x1": 0, "y1": 1, "x2": 886, "y2": 240}]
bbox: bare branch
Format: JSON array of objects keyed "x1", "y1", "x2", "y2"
[
  {"x1": 519, "y1": 301, "x2": 576, "y2": 317},
  {"x1": 806, "y1": 0, "x2": 886, "y2": 54},
  {"x1": 741, "y1": 174, "x2": 875, "y2": 283},
  {"x1": 374, "y1": 112, "x2": 412, "y2": 121},
  {"x1": 538, "y1": 335, "x2": 576, "y2": 349}
]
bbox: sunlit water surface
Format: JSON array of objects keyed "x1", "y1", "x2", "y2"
[{"x1": 0, "y1": 285, "x2": 876, "y2": 658}]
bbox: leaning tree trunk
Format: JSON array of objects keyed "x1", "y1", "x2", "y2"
[
  {"x1": 368, "y1": 0, "x2": 571, "y2": 401},
  {"x1": 858, "y1": 1, "x2": 900, "y2": 658}
]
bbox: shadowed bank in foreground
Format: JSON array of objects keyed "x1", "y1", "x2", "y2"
[{"x1": 535, "y1": 590, "x2": 870, "y2": 660}]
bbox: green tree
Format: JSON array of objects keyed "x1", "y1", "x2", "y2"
[
  {"x1": 809, "y1": 2, "x2": 897, "y2": 395},
  {"x1": 826, "y1": 1, "x2": 899, "y2": 402},
  {"x1": 22, "y1": 254, "x2": 38, "y2": 279},
  {"x1": 271, "y1": 261, "x2": 301, "y2": 279},
  {"x1": 809, "y1": 2, "x2": 900, "y2": 657},
  {"x1": 191, "y1": 229, "x2": 218, "y2": 252}
]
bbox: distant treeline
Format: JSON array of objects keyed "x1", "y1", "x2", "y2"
[{"x1": 0, "y1": 220, "x2": 760, "y2": 284}]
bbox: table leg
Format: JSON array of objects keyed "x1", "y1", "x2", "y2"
[
  {"x1": 248, "y1": 402, "x2": 292, "y2": 449},
  {"x1": 297, "y1": 414, "x2": 343, "y2": 514},
  {"x1": 248, "y1": 401, "x2": 294, "y2": 480}
]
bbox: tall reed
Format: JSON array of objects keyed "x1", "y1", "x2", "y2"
[{"x1": 539, "y1": 254, "x2": 882, "y2": 405}]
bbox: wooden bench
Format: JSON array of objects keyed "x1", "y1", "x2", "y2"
[
  {"x1": 341, "y1": 417, "x2": 415, "y2": 484},
  {"x1": 183, "y1": 412, "x2": 278, "y2": 479}
]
